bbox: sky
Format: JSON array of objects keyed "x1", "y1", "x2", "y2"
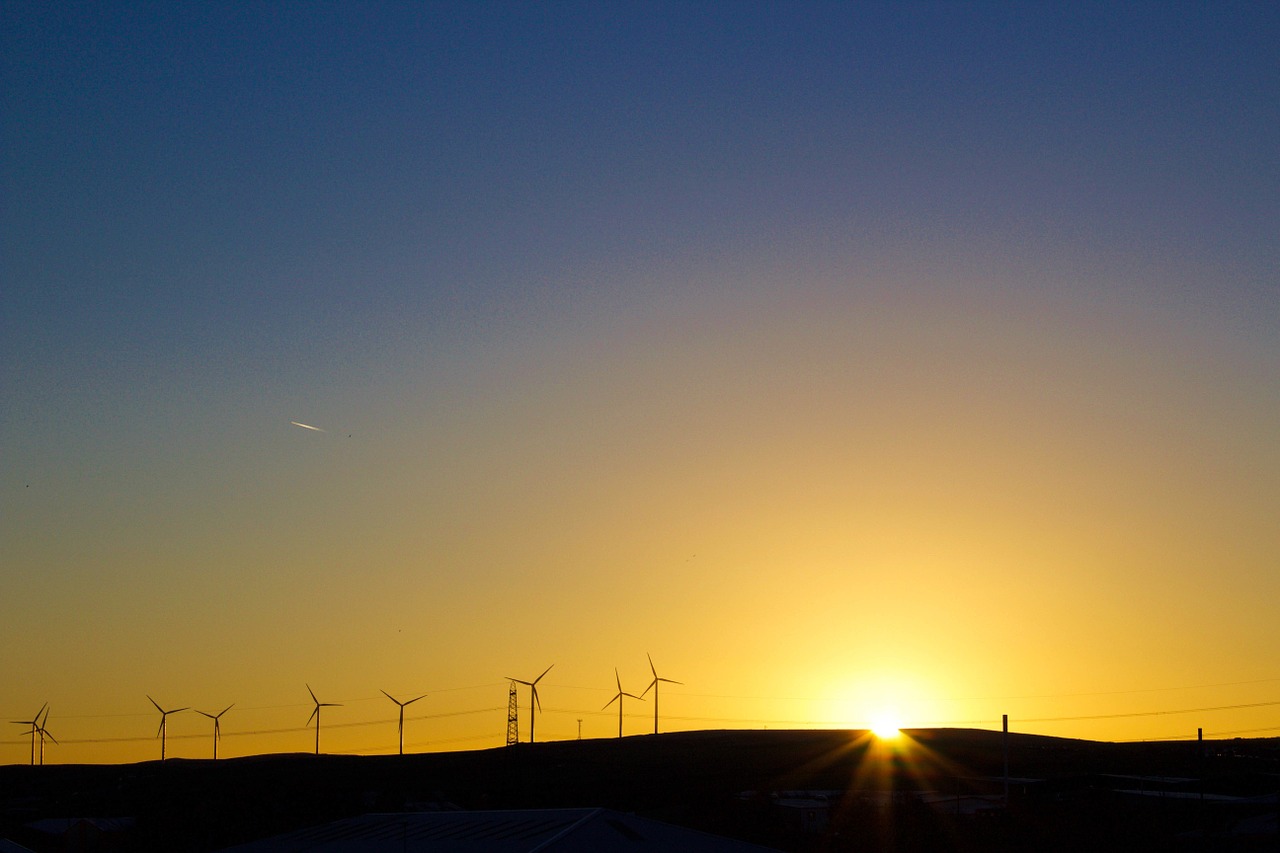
[{"x1": 2, "y1": 1, "x2": 1278, "y2": 764}]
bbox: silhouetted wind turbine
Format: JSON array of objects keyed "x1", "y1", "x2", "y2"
[
  {"x1": 306, "y1": 685, "x2": 341, "y2": 755},
  {"x1": 504, "y1": 664, "x2": 552, "y2": 743},
  {"x1": 196, "y1": 704, "x2": 234, "y2": 760},
  {"x1": 381, "y1": 690, "x2": 426, "y2": 755},
  {"x1": 34, "y1": 707, "x2": 56, "y2": 765},
  {"x1": 602, "y1": 668, "x2": 644, "y2": 739},
  {"x1": 148, "y1": 696, "x2": 187, "y2": 761},
  {"x1": 12, "y1": 703, "x2": 47, "y2": 766},
  {"x1": 640, "y1": 653, "x2": 683, "y2": 735}
]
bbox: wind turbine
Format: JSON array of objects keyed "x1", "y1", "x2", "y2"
[
  {"x1": 148, "y1": 696, "x2": 187, "y2": 761},
  {"x1": 34, "y1": 707, "x2": 56, "y2": 766},
  {"x1": 306, "y1": 685, "x2": 341, "y2": 755},
  {"x1": 381, "y1": 690, "x2": 426, "y2": 755},
  {"x1": 602, "y1": 668, "x2": 644, "y2": 739},
  {"x1": 12, "y1": 703, "x2": 47, "y2": 766},
  {"x1": 640, "y1": 653, "x2": 683, "y2": 735},
  {"x1": 504, "y1": 664, "x2": 552, "y2": 743},
  {"x1": 195, "y1": 704, "x2": 234, "y2": 760}
]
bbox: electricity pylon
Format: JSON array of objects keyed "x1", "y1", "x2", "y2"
[{"x1": 505, "y1": 681, "x2": 519, "y2": 747}]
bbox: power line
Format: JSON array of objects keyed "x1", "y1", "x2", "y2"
[
  {"x1": 1018, "y1": 699, "x2": 1280, "y2": 724},
  {"x1": 947, "y1": 676, "x2": 1280, "y2": 702},
  {"x1": 9, "y1": 673, "x2": 1279, "y2": 721},
  {"x1": 540, "y1": 697, "x2": 1280, "y2": 730},
  {"x1": 5, "y1": 679, "x2": 1277, "y2": 756},
  {"x1": 659, "y1": 675, "x2": 1280, "y2": 705}
]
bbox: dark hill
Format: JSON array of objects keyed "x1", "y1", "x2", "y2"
[{"x1": 1, "y1": 730, "x2": 1276, "y2": 851}]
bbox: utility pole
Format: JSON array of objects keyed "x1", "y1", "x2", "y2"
[
  {"x1": 1197, "y1": 727, "x2": 1204, "y2": 804},
  {"x1": 1002, "y1": 714, "x2": 1010, "y2": 805},
  {"x1": 505, "y1": 681, "x2": 519, "y2": 747},
  {"x1": 577, "y1": 719, "x2": 583, "y2": 740}
]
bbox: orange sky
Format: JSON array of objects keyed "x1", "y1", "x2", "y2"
[{"x1": 5, "y1": 252, "x2": 1277, "y2": 764}]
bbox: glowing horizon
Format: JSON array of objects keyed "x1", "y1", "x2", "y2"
[{"x1": 5, "y1": 668, "x2": 1278, "y2": 765}]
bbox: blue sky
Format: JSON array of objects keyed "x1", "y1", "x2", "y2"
[{"x1": 7, "y1": 3, "x2": 1276, "y2": 375}]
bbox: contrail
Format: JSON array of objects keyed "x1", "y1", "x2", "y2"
[{"x1": 290, "y1": 421, "x2": 325, "y2": 432}]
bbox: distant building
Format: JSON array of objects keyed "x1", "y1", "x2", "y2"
[
  {"x1": 216, "y1": 808, "x2": 781, "y2": 852},
  {"x1": 23, "y1": 817, "x2": 135, "y2": 852},
  {"x1": 770, "y1": 792, "x2": 832, "y2": 834}
]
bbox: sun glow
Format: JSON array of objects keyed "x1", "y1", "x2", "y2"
[
  {"x1": 870, "y1": 715, "x2": 902, "y2": 740},
  {"x1": 830, "y1": 668, "x2": 928, "y2": 741}
]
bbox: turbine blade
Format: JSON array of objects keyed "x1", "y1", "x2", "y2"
[
  {"x1": 531, "y1": 685, "x2": 541, "y2": 712},
  {"x1": 219, "y1": 704, "x2": 235, "y2": 717},
  {"x1": 307, "y1": 707, "x2": 318, "y2": 726},
  {"x1": 148, "y1": 695, "x2": 163, "y2": 713},
  {"x1": 307, "y1": 684, "x2": 318, "y2": 704},
  {"x1": 534, "y1": 664, "x2": 554, "y2": 684},
  {"x1": 381, "y1": 690, "x2": 399, "y2": 704},
  {"x1": 196, "y1": 710, "x2": 215, "y2": 719},
  {"x1": 661, "y1": 678, "x2": 683, "y2": 685},
  {"x1": 43, "y1": 731, "x2": 58, "y2": 745},
  {"x1": 406, "y1": 694, "x2": 426, "y2": 705},
  {"x1": 647, "y1": 652, "x2": 657, "y2": 677},
  {"x1": 602, "y1": 694, "x2": 620, "y2": 711},
  {"x1": 614, "y1": 668, "x2": 621, "y2": 691},
  {"x1": 641, "y1": 679, "x2": 656, "y2": 698}
]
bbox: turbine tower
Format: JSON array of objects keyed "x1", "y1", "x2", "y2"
[
  {"x1": 381, "y1": 690, "x2": 426, "y2": 755},
  {"x1": 196, "y1": 704, "x2": 234, "y2": 760},
  {"x1": 504, "y1": 664, "x2": 552, "y2": 743},
  {"x1": 306, "y1": 685, "x2": 341, "y2": 755},
  {"x1": 148, "y1": 696, "x2": 187, "y2": 761},
  {"x1": 602, "y1": 668, "x2": 644, "y2": 739},
  {"x1": 640, "y1": 653, "x2": 683, "y2": 735},
  {"x1": 12, "y1": 703, "x2": 47, "y2": 766}
]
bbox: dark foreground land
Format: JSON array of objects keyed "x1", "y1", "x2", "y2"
[{"x1": 1, "y1": 729, "x2": 1277, "y2": 852}]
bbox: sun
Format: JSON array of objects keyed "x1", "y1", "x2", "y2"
[{"x1": 870, "y1": 713, "x2": 902, "y2": 740}]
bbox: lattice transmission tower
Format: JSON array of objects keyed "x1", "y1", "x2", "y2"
[{"x1": 505, "y1": 680, "x2": 519, "y2": 746}]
